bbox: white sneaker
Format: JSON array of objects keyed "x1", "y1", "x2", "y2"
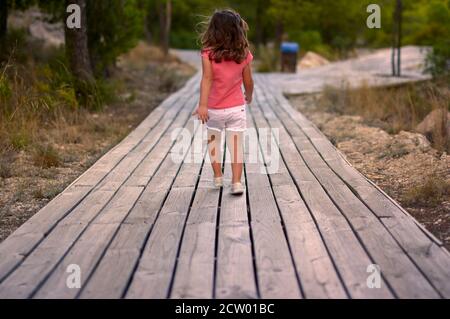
[
  {"x1": 214, "y1": 177, "x2": 224, "y2": 188},
  {"x1": 231, "y1": 182, "x2": 245, "y2": 196}
]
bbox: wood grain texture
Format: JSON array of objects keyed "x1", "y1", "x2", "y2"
[
  {"x1": 251, "y1": 90, "x2": 346, "y2": 299},
  {"x1": 257, "y1": 75, "x2": 450, "y2": 298},
  {"x1": 169, "y1": 155, "x2": 219, "y2": 299},
  {"x1": 214, "y1": 147, "x2": 258, "y2": 299},
  {"x1": 246, "y1": 107, "x2": 302, "y2": 299},
  {"x1": 256, "y1": 78, "x2": 441, "y2": 298}
]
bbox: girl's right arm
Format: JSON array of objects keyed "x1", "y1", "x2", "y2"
[
  {"x1": 193, "y1": 55, "x2": 213, "y2": 124},
  {"x1": 243, "y1": 63, "x2": 254, "y2": 104}
]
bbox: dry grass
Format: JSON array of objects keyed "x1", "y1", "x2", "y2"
[
  {"x1": 403, "y1": 173, "x2": 450, "y2": 207},
  {"x1": 319, "y1": 80, "x2": 450, "y2": 151},
  {"x1": 119, "y1": 41, "x2": 181, "y2": 68},
  {"x1": 32, "y1": 144, "x2": 61, "y2": 169}
]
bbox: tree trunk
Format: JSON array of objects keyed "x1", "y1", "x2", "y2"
[
  {"x1": 391, "y1": 3, "x2": 398, "y2": 76},
  {"x1": 254, "y1": 0, "x2": 263, "y2": 49},
  {"x1": 143, "y1": 11, "x2": 152, "y2": 43},
  {"x1": 65, "y1": 0, "x2": 94, "y2": 83},
  {"x1": 396, "y1": 0, "x2": 403, "y2": 77},
  {"x1": 0, "y1": 0, "x2": 7, "y2": 41},
  {"x1": 159, "y1": 0, "x2": 171, "y2": 56},
  {"x1": 392, "y1": 0, "x2": 403, "y2": 77},
  {"x1": 138, "y1": 0, "x2": 152, "y2": 43}
]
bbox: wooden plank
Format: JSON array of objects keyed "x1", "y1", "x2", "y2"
[
  {"x1": 253, "y1": 79, "x2": 393, "y2": 298},
  {"x1": 257, "y1": 81, "x2": 441, "y2": 298},
  {"x1": 73, "y1": 74, "x2": 199, "y2": 188},
  {"x1": 169, "y1": 152, "x2": 220, "y2": 299},
  {"x1": 0, "y1": 186, "x2": 142, "y2": 299},
  {"x1": 95, "y1": 93, "x2": 198, "y2": 191},
  {"x1": 259, "y1": 76, "x2": 450, "y2": 298},
  {"x1": 214, "y1": 146, "x2": 258, "y2": 299},
  {"x1": 79, "y1": 122, "x2": 205, "y2": 299},
  {"x1": 250, "y1": 92, "x2": 347, "y2": 299},
  {"x1": 245, "y1": 107, "x2": 302, "y2": 299},
  {"x1": 125, "y1": 186, "x2": 210, "y2": 299}
]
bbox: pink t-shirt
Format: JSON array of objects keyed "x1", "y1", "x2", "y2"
[{"x1": 201, "y1": 49, "x2": 253, "y2": 109}]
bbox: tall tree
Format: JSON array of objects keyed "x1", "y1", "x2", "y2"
[{"x1": 64, "y1": 0, "x2": 94, "y2": 84}]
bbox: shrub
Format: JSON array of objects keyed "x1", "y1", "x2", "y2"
[
  {"x1": 403, "y1": 174, "x2": 450, "y2": 207},
  {"x1": 9, "y1": 129, "x2": 31, "y2": 150},
  {"x1": 157, "y1": 67, "x2": 182, "y2": 92},
  {"x1": 33, "y1": 144, "x2": 61, "y2": 168},
  {"x1": 0, "y1": 161, "x2": 12, "y2": 179},
  {"x1": 257, "y1": 45, "x2": 279, "y2": 73}
]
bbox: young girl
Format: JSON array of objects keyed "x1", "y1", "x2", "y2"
[{"x1": 193, "y1": 9, "x2": 254, "y2": 196}]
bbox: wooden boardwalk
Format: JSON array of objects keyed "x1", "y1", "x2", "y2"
[{"x1": 0, "y1": 74, "x2": 449, "y2": 299}]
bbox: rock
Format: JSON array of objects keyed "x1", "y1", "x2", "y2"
[
  {"x1": 9, "y1": 8, "x2": 64, "y2": 47},
  {"x1": 29, "y1": 20, "x2": 64, "y2": 47},
  {"x1": 416, "y1": 108, "x2": 450, "y2": 143},
  {"x1": 298, "y1": 51, "x2": 330, "y2": 69},
  {"x1": 396, "y1": 130, "x2": 431, "y2": 152}
]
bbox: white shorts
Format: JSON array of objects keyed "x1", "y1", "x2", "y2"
[{"x1": 206, "y1": 105, "x2": 247, "y2": 132}]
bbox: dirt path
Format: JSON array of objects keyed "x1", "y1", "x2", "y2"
[{"x1": 289, "y1": 94, "x2": 450, "y2": 251}]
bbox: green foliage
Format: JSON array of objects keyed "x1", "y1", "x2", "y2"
[
  {"x1": 87, "y1": 0, "x2": 144, "y2": 75},
  {"x1": 0, "y1": 28, "x2": 27, "y2": 61},
  {"x1": 421, "y1": 0, "x2": 450, "y2": 76},
  {"x1": 0, "y1": 72, "x2": 12, "y2": 101}
]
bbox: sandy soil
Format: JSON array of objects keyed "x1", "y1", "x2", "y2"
[{"x1": 289, "y1": 94, "x2": 450, "y2": 251}]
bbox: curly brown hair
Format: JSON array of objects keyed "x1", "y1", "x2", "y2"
[{"x1": 200, "y1": 9, "x2": 250, "y2": 64}]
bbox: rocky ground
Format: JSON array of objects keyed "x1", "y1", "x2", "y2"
[
  {"x1": 0, "y1": 44, "x2": 195, "y2": 243},
  {"x1": 289, "y1": 94, "x2": 450, "y2": 251}
]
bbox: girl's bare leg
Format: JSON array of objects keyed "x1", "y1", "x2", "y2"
[
  {"x1": 207, "y1": 130, "x2": 223, "y2": 178},
  {"x1": 226, "y1": 131, "x2": 244, "y2": 184}
]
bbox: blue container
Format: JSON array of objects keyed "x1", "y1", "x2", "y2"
[{"x1": 281, "y1": 42, "x2": 300, "y2": 54}]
